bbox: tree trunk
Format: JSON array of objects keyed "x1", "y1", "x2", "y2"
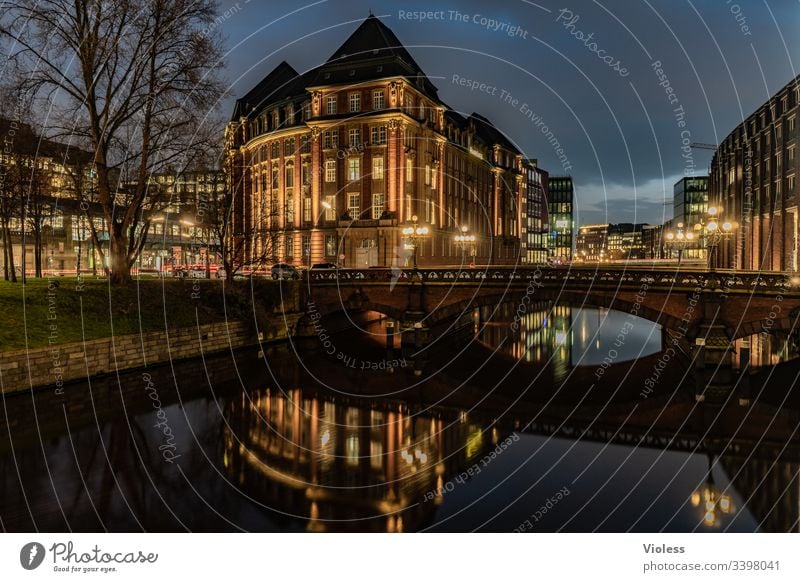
[
  {"x1": 109, "y1": 232, "x2": 131, "y2": 284},
  {"x1": 34, "y1": 230, "x2": 42, "y2": 277},
  {"x1": 1, "y1": 225, "x2": 9, "y2": 281},
  {"x1": 4, "y1": 226, "x2": 17, "y2": 282}
]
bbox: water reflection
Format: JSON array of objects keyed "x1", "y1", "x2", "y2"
[
  {"x1": 0, "y1": 338, "x2": 798, "y2": 532},
  {"x1": 477, "y1": 302, "x2": 663, "y2": 380}
]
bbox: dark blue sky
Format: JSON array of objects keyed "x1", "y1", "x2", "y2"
[{"x1": 216, "y1": 0, "x2": 800, "y2": 226}]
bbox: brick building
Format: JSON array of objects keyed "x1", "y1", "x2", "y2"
[{"x1": 225, "y1": 15, "x2": 548, "y2": 268}]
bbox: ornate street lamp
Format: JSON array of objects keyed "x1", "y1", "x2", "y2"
[
  {"x1": 694, "y1": 206, "x2": 736, "y2": 271},
  {"x1": 454, "y1": 225, "x2": 476, "y2": 265},
  {"x1": 402, "y1": 214, "x2": 429, "y2": 270},
  {"x1": 664, "y1": 222, "x2": 694, "y2": 265}
]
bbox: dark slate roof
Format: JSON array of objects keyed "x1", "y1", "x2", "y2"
[
  {"x1": 231, "y1": 15, "x2": 439, "y2": 121},
  {"x1": 230, "y1": 61, "x2": 312, "y2": 120},
  {"x1": 470, "y1": 113, "x2": 517, "y2": 151},
  {"x1": 0, "y1": 117, "x2": 93, "y2": 164}
]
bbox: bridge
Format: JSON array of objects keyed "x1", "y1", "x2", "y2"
[{"x1": 300, "y1": 265, "x2": 800, "y2": 387}]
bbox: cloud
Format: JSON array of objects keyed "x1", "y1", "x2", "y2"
[{"x1": 573, "y1": 173, "x2": 687, "y2": 226}]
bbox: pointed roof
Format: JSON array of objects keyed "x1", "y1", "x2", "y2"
[
  {"x1": 231, "y1": 61, "x2": 311, "y2": 120},
  {"x1": 325, "y1": 15, "x2": 423, "y2": 71},
  {"x1": 308, "y1": 15, "x2": 439, "y2": 100}
]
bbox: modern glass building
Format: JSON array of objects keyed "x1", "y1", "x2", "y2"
[
  {"x1": 673, "y1": 176, "x2": 708, "y2": 260},
  {"x1": 547, "y1": 176, "x2": 574, "y2": 261}
]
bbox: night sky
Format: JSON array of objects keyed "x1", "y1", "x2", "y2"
[{"x1": 216, "y1": 0, "x2": 800, "y2": 226}]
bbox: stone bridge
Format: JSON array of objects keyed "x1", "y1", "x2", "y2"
[
  {"x1": 304, "y1": 266, "x2": 800, "y2": 340},
  {"x1": 299, "y1": 266, "x2": 800, "y2": 385}
]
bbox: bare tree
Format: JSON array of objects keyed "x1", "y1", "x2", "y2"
[{"x1": 1, "y1": 0, "x2": 226, "y2": 284}]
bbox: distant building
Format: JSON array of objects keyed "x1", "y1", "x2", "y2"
[
  {"x1": 522, "y1": 161, "x2": 549, "y2": 265},
  {"x1": 671, "y1": 176, "x2": 708, "y2": 260},
  {"x1": 547, "y1": 176, "x2": 574, "y2": 261},
  {"x1": 607, "y1": 223, "x2": 648, "y2": 260},
  {"x1": 641, "y1": 224, "x2": 664, "y2": 259},
  {"x1": 577, "y1": 222, "x2": 649, "y2": 261},
  {"x1": 134, "y1": 171, "x2": 226, "y2": 269},
  {"x1": 710, "y1": 75, "x2": 799, "y2": 271},
  {"x1": 576, "y1": 224, "x2": 609, "y2": 261}
]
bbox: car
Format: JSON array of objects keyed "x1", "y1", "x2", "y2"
[
  {"x1": 311, "y1": 262, "x2": 338, "y2": 270},
  {"x1": 271, "y1": 263, "x2": 300, "y2": 280}
]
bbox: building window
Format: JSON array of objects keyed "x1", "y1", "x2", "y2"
[
  {"x1": 325, "y1": 160, "x2": 336, "y2": 183},
  {"x1": 349, "y1": 128, "x2": 360, "y2": 147},
  {"x1": 406, "y1": 159, "x2": 413, "y2": 182},
  {"x1": 284, "y1": 138, "x2": 295, "y2": 156},
  {"x1": 285, "y1": 235, "x2": 294, "y2": 258},
  {"x1": 325, "y1": 195, "x2": 336, "y2": 220},
  {"x1": 425, "y1": 164, "x2": 431, "y2": 185},
  {"x1": 349, "y1": 92, "x2": 361, "y2": 113},
  {"x1": 787, "y1": 116, "x2": 795, "y2": 133},
  {"x1": 271, "y1": 166, "x2": 279, "y2": 189},
  {"x1": 303, "y1": 197, "x2": 312, "y2": 222},
  {"x1": 271, "y1": 142, "x2": 279, "y2": 158},
  {"x1": 372, "y1": 193, "x2": 384, "y2": 218},
  {"x1": 285, "y1": 164, "x2": 294, "y2": 188},
  {"x1": 373, "y1": 90, "x2": 384, "y2": 110},
  {"x1": 788, "y1": 174, "x2": 795, "y2": 192},
  {"x1": 285, "y1": 196, "x2": 294, "y2": 223},
  {"x1": 405, "y1": 194, "x2": 412, "y2": 217},
  {"x1": 370, "y1": 126, "x2": 387, "y2": 145},
  {"x1": 789, "y1": 146, "x2": 796, "y2": 162},
  {"x1": 348, "y1": 193, "x2": 360, "y2": 218},
  {"x1": 302, "y1": 162, "x2": 311, "y2": 186},
  {"x1": 372, "y1": 156, "x2": 384, "y2": 180},
  {"x1": 325, "y1": 234, "x2": 337, "y2": 256},
  {"x1": 348, "y1": 158, "x2": 360, "y2": 181},
  {"x1": 302, "y1": 234, "x2": 310, "y2": 257},
  {"x1": 326, "y1": 95, "x2": 337, "y2": 115}
]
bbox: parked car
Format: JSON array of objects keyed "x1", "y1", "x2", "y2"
[
  {"x1": 271, "y1": 263, "x2": 300, "y2": 280},
  {"x1": 311, "y1": 262, "x2": 338, "y2": 270}
]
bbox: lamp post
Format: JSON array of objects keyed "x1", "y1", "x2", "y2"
[
  {"x1": 402, "y1": 214, "x2": 429, "y2": 270},
  {"x1": 664, "y1": 222, "x2": 694, "y2": 265},
  {"x1": 454, "y1": 225, "x2": 475, "y2": 266},
  {"x1": 694, "y1": 206, "x2": 736, "y2": 272}
]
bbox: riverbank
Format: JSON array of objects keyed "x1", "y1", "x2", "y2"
[{"x1": 0, "y1": 277, "x2": 304, "y2": 393}]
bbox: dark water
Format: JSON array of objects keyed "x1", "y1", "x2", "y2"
[{"x1": 1, "y1": 301, "x2": 798, "y2": 532}]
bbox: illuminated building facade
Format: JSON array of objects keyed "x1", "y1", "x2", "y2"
[
  {"x1": 575, "y1": 224, "x2": 609, "y2": 261},
  {"x1": 710, "y1": 75, "x2": 800, "y2": 270},
  {"x1": 225, "y1": 15, "x2": 547, "y2": 268},
  {"x1": 546, "y1": 175, "x2": 574, "y2": 261}
]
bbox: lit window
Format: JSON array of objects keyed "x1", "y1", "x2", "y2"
[
  {"x1": 348, "y1": 158, "x2": 360, "y2": 181},
  {"x1": 325, "y1": 195, "x2": 336, "y2": 220},
  {"x1": 348, "y1": 193, "x2": 360, "y2": 218},
  {"x1": 326, "y1": 95, "x2": 337, "y2": 115},
  {"x1": 372, "y1": 193, "x2": 384, "y2": 219},
  {"x1": 372, "y1": 156, "x2": 384, "y2": 180},
  {"x1": 325, "y1": 234, "x2": 337, "y2": 256},
  {"x1": 325, "y1": 160, "x2": 336, "y2": 183},
  {"x1": 406, "y1": 159, "x2": 413, "y2": 182},
  {"x1": 425, "y1": 164, "x2": 431, "y2": 185},
  {"x1": 303, "y1": 197, "x2": 312, "y2": 222}
]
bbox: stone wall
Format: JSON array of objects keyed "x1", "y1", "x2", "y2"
[{"x1": 0, "y1": 320, "x2": 257, "y2": 394}]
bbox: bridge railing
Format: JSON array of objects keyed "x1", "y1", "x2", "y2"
[{"x1": 306, "y1": 266, "x2": 799, "y2": 294}]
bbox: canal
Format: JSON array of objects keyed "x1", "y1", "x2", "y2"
[{"x1": 1, "y1": 300, "x2": 798, "y2": 532}]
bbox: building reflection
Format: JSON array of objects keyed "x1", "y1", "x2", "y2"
[
  {"x1": 223, "y1": 387, "x2": 488, "y2": 531},
  {"x1": 476, "y1": 302, "x2": 666, "y2": 379},
  {"x1": 477, "y1": 302, "x2": 573, "y2": 380}
]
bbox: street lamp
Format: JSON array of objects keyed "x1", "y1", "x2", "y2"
[
  {"x1": 454, "y1": 225, "x2": 476, "y2": 266},
  {"x1": 664, "y1": 222, "x2": 695, "y2": 265},
  {"x1": 694, "y1": 206, "x2": 736, "y2": 271},
  {"x1": 402, "y1": 214, "x2": 429, "y2": 270}
]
